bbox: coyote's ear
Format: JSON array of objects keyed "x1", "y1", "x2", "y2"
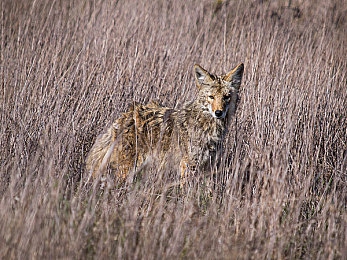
[
  {"x1": 194, "y1": 64, "x2": 213, "y2": 88},
  {"x1": 224, "y1": 63, "x2": 244, "y2": 89}
]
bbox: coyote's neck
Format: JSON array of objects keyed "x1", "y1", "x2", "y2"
[{"x1": 183, "y1": 101, "x2": 227, "y2": 142}]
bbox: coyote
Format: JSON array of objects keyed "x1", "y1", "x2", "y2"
[{"x1": 86, "y1": 63, "x2": 244, "y2": 184}]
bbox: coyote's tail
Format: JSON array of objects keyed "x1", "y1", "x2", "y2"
[{"x1": 86, "y1": 125, "x2": 116, "y2": 177}]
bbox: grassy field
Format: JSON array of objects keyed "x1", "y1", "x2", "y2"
[{"x1": 1, "y1": 0, "x2": 346, "y2": 259}]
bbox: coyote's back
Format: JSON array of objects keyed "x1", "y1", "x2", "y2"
[{"x1": 86, "y1": 63, "x2": 244, "y2": 183}]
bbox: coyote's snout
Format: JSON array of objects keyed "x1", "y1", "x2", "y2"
[{"x1": 86, "y1": 63, "x2": 244, "y2": 184}]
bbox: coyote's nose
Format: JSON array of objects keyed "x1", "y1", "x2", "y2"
[{"x1": 215, "y1": 110, "x2": 223, "y2": 118}]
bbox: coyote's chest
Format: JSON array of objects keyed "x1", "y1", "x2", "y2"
[{"x1": 175, "y1": 106, "x2": 227, "y2": 168}]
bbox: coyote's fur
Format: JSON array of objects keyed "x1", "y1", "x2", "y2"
[{"x1": 86, "y1": 63, "x2": 244, "y2": 183}]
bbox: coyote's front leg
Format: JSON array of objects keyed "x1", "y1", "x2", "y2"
[{"x1": 179, "y1": 157, "x2": 199, "y2": 188}]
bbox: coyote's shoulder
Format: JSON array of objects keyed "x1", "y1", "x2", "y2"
[{"x1": 86, "y1": 63, "x2": 244, "y2": 183}]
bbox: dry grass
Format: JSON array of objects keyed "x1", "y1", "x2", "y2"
[{"x1": 1, "y1": 0, "x2": 347, "y2": 259}]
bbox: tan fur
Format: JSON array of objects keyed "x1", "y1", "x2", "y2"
[{"x1": 86, "y1": 63, "x2": 244, "y2": 184}]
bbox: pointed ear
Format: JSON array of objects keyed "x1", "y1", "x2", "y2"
[
  {"x1": 194, "y1": 64, "x2": 213, "y2": 88},
  {"x1": 224, "y1": 63, "x2": 244, "y2": 89}
]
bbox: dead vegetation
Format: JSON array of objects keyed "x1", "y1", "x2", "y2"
[{"x1": 1, "y1": 0, "x2": 346, "y2": 259}]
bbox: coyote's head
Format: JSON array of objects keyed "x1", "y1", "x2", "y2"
[{"x1": 194, "y1": 63, "x2": 244, "y2": 119}]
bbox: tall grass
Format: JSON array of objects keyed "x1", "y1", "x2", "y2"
[{"x1": 1, "y1": 0, "x2": 346, "y2": 258}]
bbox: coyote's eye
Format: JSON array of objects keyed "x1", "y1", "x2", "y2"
[
  {"x1": 223, "y1": 95, "x2": 231, "y2": 101},
  {"x1": 208, "y1": 95, "x2": 214, "y2": 100}
]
